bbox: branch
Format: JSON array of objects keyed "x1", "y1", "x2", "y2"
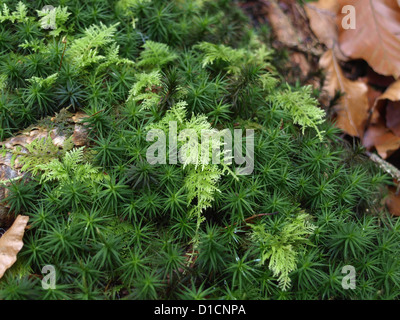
[
  {"x1": 366, "y1": 151, "x2": 400, "y2": 182},
  {"x1": 224, "y1": 212, "x2": 279, "y2": 229}
]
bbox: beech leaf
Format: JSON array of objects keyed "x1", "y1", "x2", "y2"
[
  {"x1": 363, "y1": 80, "x2": 400, "y2": 158},
  {"x1": 338, "y1": 0, "x2": 400, "y2": 78},
  {"x1": 0, "y1": 215, "x2": 29, "y2": 279},
  {"x1": 372, "y1": 80, "x2": 400, "y2": 132},
  {"x1": 319, "y1": 49, "x2": 369, "y2": 137},
  {"x1": 374, "y1": 79, "x2": 400, "y2": 106},
  {"x1": 387, "y1": 186, "x2": 400, "y2": 216},
  {"x1": 364, "y1": 123, "x2": 400, "y2": 159}
]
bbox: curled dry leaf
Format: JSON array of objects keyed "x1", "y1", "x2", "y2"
[
  {"x1": 386, "y1": 186, "x2": 400, "y2": 216},
  {"x1": 319, "y1": 49, "x2": 369, "y2": 137},
  {"x1": 71, "y1": 111, "x2": 89, "y2": 123},
  {"x1": 0, "y1": 215, "x2": 29, "y2": 278},
  {"x1": 372, "y1": 80, "x2": 400, "y2": 122},
  {"x1": 366, "y1": 85, "x2": 383, "y2": 114},
  {"x1": 364, "y1": 80, "x2": 400, "y2": 158},
  {"x1": 369, "y1": 86, "x2": 400, "y2": 126},
  {"x1": 338, "y1": 0, "x2": 400, "y2": 78},
  {"x1": 386, "y1": 101, "x2": 400, "y2": 136},
  {"x1": 364, "y1": 123, "x2": 400, "y2": 159}
]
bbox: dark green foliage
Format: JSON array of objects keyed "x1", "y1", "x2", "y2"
[
  {"x1": 22, "y1": 76, "x2": 56, "y2": 116},
  {"x1": 25, "y1": 53, "x2": 52, "y2": 78},
  {"x1": 177, "y1": 279, "x2": 215, "y2": 300},
  {"x1": 0, "y1": 25, "x2": 15, "y2": 54},
  {"x1": 97, "y1": 174, "x2": 131, "y2": 214},
  {"x1": 0, "y1": 275, "x2": 40, "y2": 300},
  {"x1": 197, "y1": 224, "x2": 229, "y2": 274},
  {"x1": 3, "y1": 179, "x2": 38, "y2": 214},
  {"x1": 328, "y1": 221, "x2": 375, "y2": 260},
  {"x1": 0, "y1": 0, "x2": 398, "y2": 301},
  {"x1": 0, "y1": 92, "x2": 19, "y2": 140},
  {"x1": 93, "y1": 135, "x2": 126, "y2": 168},
  {"x1": 1, "y1": 54, "x2": 26, "y2": 88},
  {"x1": 55, "y1": 81, "x2": 87, "y2": 111}
]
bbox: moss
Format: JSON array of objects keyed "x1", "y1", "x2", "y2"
[{"x1": 0, "y1": 0, "x2": 398, "y2": 300}]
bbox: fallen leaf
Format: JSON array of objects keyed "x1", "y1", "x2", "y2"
[
  {"x1": 375, "y1": 79, "x2": 400, "y2": 102},
  {"x1": 386, "y1": 101, "x2": 400, "y2": 136},
  {"x1": 319, "y1": 49, "x2": 369, "y2": 137},
  {"x1": 363, "y1": 80, "x2": 400, "y2": 157},
  {"x1": 386, "y1": 186, "x2": 400, "y2": 216},
  {"x1": 0, "y1": 215, "x2": 29, "y2": 278},
  {"x1": 363, "y1": 123, "x2": 400, "y2": 158},
  {"x1": 366, "y1": 85, "x2": 383, "y2": 111},
  {"x1": 365, "y1": 67, "x2": 395, "y2": 89},
  {"x1": 337, "y1": 0, "x2": 400, "y2": 78},
  {"x1": 358, "y1": 75, "x2": 384, "y2": 125},
  {"x1": 370, "y1": 80, "x2": 400, "y2": 126}
]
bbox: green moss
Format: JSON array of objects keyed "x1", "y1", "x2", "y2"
[{"x1": 0, "y1": 0, "x2": 398, "y2": 300}]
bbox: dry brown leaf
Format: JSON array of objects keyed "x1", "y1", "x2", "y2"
[
  {"x1": 319, "y1": 49, "x2": 369, "y2": 137},
  {"x1": 370, "y1": 79, "x2": 400, "y2": 125},
  {"x1": 364, "y1": 123, "x2": 400, "y2": 158},
  {"x1": 386, "y1": 101, "x2": 400, "y2": 136},
  {"x1": 375, "y1": 79, "x2": 400, "y2": 103},
  {"x1": 0, "y1": 215, "x2": 29, "y2": 278},
  {"x1": 366, "y1": 85, "x2": 383, "y2": 111},
  {"x1": 365, "y1": 67, "x2": 395, "y2": 89},
  {"x1": 338, "y1": 0, "x2": 400, "y2": 78},
  {"x1": 386, "y1": 186, "x2": 400, "y2": 216},
  {"x1": 364, "y1": 81, "x2": 400, "y2": 157}
]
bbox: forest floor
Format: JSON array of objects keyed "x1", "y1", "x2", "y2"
[{"x1": 241, "y1": 0, "x2": 400, "y2": 216}]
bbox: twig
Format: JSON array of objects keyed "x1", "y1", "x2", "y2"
[
  {"x1": 366, "y1": 151, "x2": 400, "y2": 183},
  {"x1": 58, "y1": 36, "x2": 67, "y2": 72},
  {"x1": 244, "y1": 212, "x2": 279, "y2": 223},
  {"x1": 88, "y1": 108, "x2": 106, "y2": 118},
  {"x1": 224, "y1": 212, "x2": 279, "y2": 229}
]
